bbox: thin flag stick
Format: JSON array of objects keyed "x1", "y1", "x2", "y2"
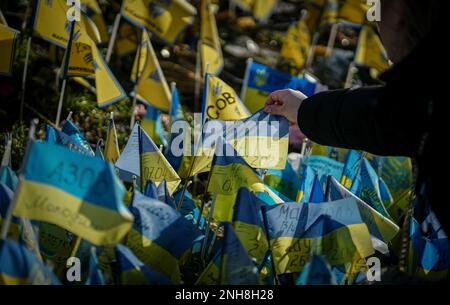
[
  {"x1": 200, "y1": 192, "x2": 217, "y2": 263},
  {"x1": 19, "y1": 36, "x2": 32, "y2": 122},
  {"x1": 194, "y1": 39, "x2": 202, "y2": 112},
  {"x1": 130, "y1": 36, "x2": 143, "y2": 129},
  {"x1": 240, "y1": 57, "x2": 253, "y2": 101},
  {"x1": 56, "y1": 20, "x2": 76, "y2": 126},
  {"x1": 106, "y1": 13, "x2": 122, "y2": 63},
  {"x1": 325, "y1": 23, "x2": 339, "y2": 57}
]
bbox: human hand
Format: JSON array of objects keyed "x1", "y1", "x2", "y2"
[{"x1": 264, "y1": 89, "x2": 307, "y2": 124}]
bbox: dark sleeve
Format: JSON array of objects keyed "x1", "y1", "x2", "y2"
[{"x1": 297, "y1": 86, "x2": 427, "y2": 157}]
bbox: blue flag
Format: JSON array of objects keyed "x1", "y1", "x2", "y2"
[
  {"x1": 296, "y1": 255, "x2": 337, "y2": 285},
  {"x1": 309, "y1": 174, "x2": 325, "y2": 203},
  {"x1": 0, "y1": 166, "x2": 18, "y2": 191},
  {"x1": 85, "y1": 247, "x2": 105, "y2": 285}
]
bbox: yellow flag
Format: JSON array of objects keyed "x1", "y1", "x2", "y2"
[
  {"x1": 253, "y1": 0, "x2": 278, "y2": 21},
  {"x1": 131, "y1": 30, "x2": 171, "y2": 112},
  {"x1": 81, "y1": 0, "x2": 109, "y2": 43},
  {"x1": 0, "y1": 24, "x2": 20, "y2": 76},
  {"x1": 203, "y1": 75, "x2": 250, "y2": 120},
  {"x1": 115, "y1": 22, "x2": 141, "y2": 57},
  {"x1": 35, "y1": 0, "x2": 127, "y2": 107},
  {"x1": 280, "y1": 18, "x2": 311, "y2": 70},
  {"x1": 355, "y1": 26, "x2": 390, "y2": 75},
  {"x1": 121, "y1": 0, "x2": 197, "y2": 44},
  {"x1": 339, "y1": 0, "x2": 368, "y2": 24},
  {"x1": 201, "y1": 0, "x2": 223, "y2": 75},
  {"x1": 104, "y1": 115, "x2": 121, "y2": 164}
]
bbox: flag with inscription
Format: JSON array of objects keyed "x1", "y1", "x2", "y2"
[
  {"x1": 202, "y1": 74, "x2": 250, "y2": 121},
  {"x1": 125, "y1": 191, "x2": 202, "y2": 283},
  {"x1": 13, "y1": 141, "x2": 134, "y2": 245},
  {"x1": 115, "y1": 124, "x2": 181, "y2": 194}
]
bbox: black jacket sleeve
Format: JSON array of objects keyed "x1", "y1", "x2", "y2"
[{"x1": 297, "y1": 84, "x2": 428, "y2": 158}]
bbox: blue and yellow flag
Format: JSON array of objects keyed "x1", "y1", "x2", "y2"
[
  {"x1": 309, "y1": 174, "x2": 325, "y2": 203},
  {"x1": 0, "y1": 166, "x2": 18, "y2": 191},
  {"x1": 157, "y1": 180, "x2": 176, "y2": 209},
  {"x1": 354, "y1": 159, "x2": 392, "y2": 219},
  {"x1": 280, "y1": 17, "x2": 311, "y2": 71},
  {"x1": 326, "y1": 176, "x2": 398, "y2": 253},
  {"x1": 46, "y1": 124, "x2": 94, "y2": 156},
  {"x1": 0, "y1": 183, "x2": 20, "y2": 241},
  {"x1": 131, "y1": 30, "x2": 171, "y2": 112},
  {"x1": 13, "y1": 141, "x2": 134, "y2": 245},
  {"x1": 307, "y1": 155, "x2": 344, "y2": 186},
  {"x1": 232, "y1": 188, "x2": 270, "y2": 264},
  {"x1": 242, "y1": 61, "x2": 317, "y2": 113},
  {"x1": 296, "y1": 164, "x2": 315, "y2": 203},
  {"x1": 339, "y1": 0, "x2": 369, "y2": 24},
  {"x1": 264, "y1": 160, "x2": 300, "y2": 201},
  {"x1": 340, "y1": 150, "x2": 362, "y2": 189},
  {"x1": 62, "y1": 119, "x2": 95, "y2": 156},
  {"x1": 235, "y1": 0, "x2": 278, "y2": 23},
  {"x1": 115, "y1": 124, "x2": 181, "y2": 194},
  {"x1": 221, "y1": 222, "x2": 261, "y2": 284},
  {"x1": 169, "y1": 84, "x2": 184, "y2": 139},
  {"x1": 408, "y1": 216, "x2": 450, "y2": 280},
  {"x1": 104, "y1": 115, "x2": 120, "y2": 164},
  {"x1": 296, "y1": 254, "x2": 337, "y2": 285},
  {"x1": 320, "y1": 0, "x2": 339, "y2": 26},
  {"x1": 142, "y1": 104, "x2": 167, "y2": 147},
  {"x1": 126, "y1": 191, "x2": 202, "y2": 283},
  {"x1": 85, "y1": 247, "x2": 105, "y2": 285},
  {"x1": 173, "y1": 189, "x2": 206, "y2": 229},
  {"x1": 0, "y1": 24, "x2": 20, "y2": 76},
  {"x1": 121, "y1": 0, "x2": 197, "y2": 45},
  {"x1": 202, "y1": 74, "x2": 250, "y2": 121},
  {"x1": 201, "y1": 0, "x2": 223, "y2": 75},
  {"x1": 262, "y1": 198, "x2": 376, "y2": 274},
  {"x1": 0, "y1": 239, "x2": 60, "y2": 285},
  {"x1": 115, "y1": 21, "x2": 141, "y2": 57},
  {"x1": 115, "y1": 244, "x2": 172, "y2": 285}
]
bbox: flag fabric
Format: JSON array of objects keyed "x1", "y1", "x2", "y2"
[
  {"x1": 296, "y1": 165, "x2": 315, "y2": 203},
  {"x1": 262, "y1": 198, "x2": 378, "y2": 274},
  {"x1": 326, "y1": 176, "x2": 398, "y2": 254},
  {"x1": 168, "y1": 84, "x2": 184, "y2": 139},
  {"x1": 0, "y1": 166, "x2": 18, "y2": 191},
  {"x1": 131, "y1": 30, "x2": 172, "y2": 112},
  {"x1": 115, "y1": 21, "x2": 141, "y2": 57},
  {"x1": 340, "y1": 150, "x2": 362, "y2": 189},
  {"x1": 125, "y1": 191, "x2": 202, "y2": 283},
  {"x1": 353, "y1": 158, "x2": 392, "y2": 219},
  {"x1": 309, "y1": 174, "x2": 325, "y2": 203},
  {"x1": 232, "y1": 188, "x2": 270, "y2": 264},
  {"x1": 46, "y1": 124, "x2": 94, "y2": 157},
  {"x1": 115, "y1": 244, "x2": 172, "y2": 285},
  {"x1": 233, "y1": 0, "x2": 278, "y2": 22},
  {"x1": 61, "y1": 120, "x2": 95, "y2": 156},
  {"x1": 242, "y1": 61, "x2": 316, "y2": 113},
  {"x1": 95, "y1": 140, "x2": 104, "y2": 160},
  {"x1": 0, "y1": 10, "x2": 7, "y2": 25},
  {"x1": 0, "y1": 183, "x2": 20, "y2": 241},
  {"x1": 85, "y1": 248, "x2": 105, "y2": 285},
  {"x1": 144, "y1": 179, "x2": 158, "y2": 199},
  {"x1": 354, "y1": 26, "x2": 390, "y2": 75},
  {"x1": 195, "y1": 250, "x2": 221, "y2": 285},
  {"x1": 81, "y1": 0, "x2": 109, "y2": 43},
  {"x1": 306, "y1": 155, "x2": 344, "y2": 186},
  {"x1": 296, "y1": 254, "x2": 337, "y2": 285},
  {"x1": 104, "y1": 116, "x2": 121, "y2": 164},
  {"x1": 157, "y1": 180, "x2": 176, "y2": 209},
  {"x1": 339, "y1": 0, "x2": 369, "y2": 24},
  {"x1": 33, "y1": 0, "x2": 127, "y2": 107},
  {"x1": 220, "y1": 222, "x2": 261, "y2": 284},
  {"x1": 115, "y1": 124, "x2": 181, "y2": 194},
  {"x1": 408, "y1": 216, "x2": 450, "y2": 280},
  {"x1": 201, "y1": 0, "x2": 223, "y2": 75},
  {"x1": 280, "y1": 17, "x2": 311, "y2": 71},
  {"x1": 120, "y1": 0, "x2": 197, "y2": 45},
  {"x1": 202, "y1": 74, "x2": 250, "y2": 121},
  {"x1": 0, "y1": 24, "x2": 20, "y2": 76},
  {"x1": 0, "y1": 239, "x2": 61, "y2": 285},
  {"x1": 141, "y1": 104, "x2": 167, "y2": 147},
  {"x1": 13, "y1": 141, "x2": 134, "y2": 245},
  {"x1": 264, "y1": 161, "x2": 300, "y2": 201}
]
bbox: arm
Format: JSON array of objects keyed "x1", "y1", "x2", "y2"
[{"x1": 298, "y1": 85, "x2": 425, "y2": 157}]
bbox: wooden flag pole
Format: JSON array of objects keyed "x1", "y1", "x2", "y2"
[
  {"x1": 130, "y1": 36, "x2": 143, "y2": 129},
  {"x1": 106, "y1": 13, "x2": 122, "y2": 63},
  {"x1": 194, "y1": 39, "x2": 202, "y2": 112},
  {"x1": 325, "y1": 23, "x2": 340, "y2": 57},
  {"x1": 240, "y1": 57, "x2": 253, "y2": 101}
]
